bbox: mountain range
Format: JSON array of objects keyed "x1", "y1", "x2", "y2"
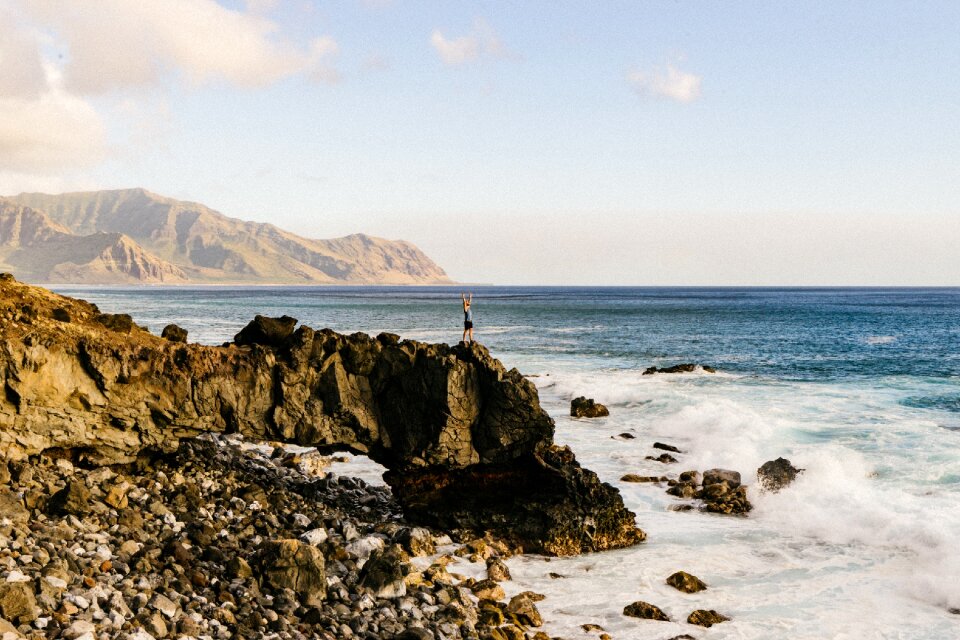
[{"x1": 0, "y1": 189, "x2": 450, "y2": 285}]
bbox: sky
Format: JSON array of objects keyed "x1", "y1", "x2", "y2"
[{"x1": 1, "y1": 0, "x2": 959, "y2": 285}]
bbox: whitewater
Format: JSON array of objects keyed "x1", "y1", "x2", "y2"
[{"x1": 55, "y1": 285, "x2": 960, "y2": 639}]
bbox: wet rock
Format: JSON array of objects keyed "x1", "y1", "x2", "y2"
[
  {"x1": 646, "y1": 453, "x2": 678, "y2": 464},
  {"x1": 758, "y1": 457, "x2": 803, "y2": 492},
  {"x1": 160, "y1": 324, "x2": 188, "y2": 343},
  {"x1": 394, "y1": 527, "x2": 436, "y2": 557},
  {"x1": 642, "y1": 364, "x2": 716, "y2": 375},
  {"x1": 0, "y1": 583, "x2": 37, "y2": 624},
  {"x1": 46, "y1": 481, "x2": 91, "y2": 516},
  {"x1": 703, "y1": 469, "x2": 741, "y2": 488},
  {"x1": 256, "y1": 539, "x2": 326, "y2": 606},
  {"x1": 506, "y1": 594, "x2": 542, "y2": 627},
  {"x1": 666, "y1": 571, "x2": 707, "y2": 593},
  {"x1": 570, "y1": 396, "x2": 609, "y2": 418},
  {"x1": 233, "y1": 314, "x2": 298, "y2": 347},
  {"x1": 359, "y1": 544, "x2": 407, "y2": 599},
  {"x1": 623, "y1": 600, "x2": 669, "y2": 621},
  {"x1": 470, "y1": 579, "x2": 505, "y2": 601},
  {"x1": 618, "y1": 432, "x2": 636, "y2": 439},
  {"x1": 687, "y1": 609, "x2": 730, "y2": 627},
  {"x1": 678, "y1": 470, "x2": 700, "y2": 484},
  {"x1": 621, "y1": 474, "x2": 665, "y2": 483},
  {"x1": 666, "y1": 483, "x2": 696, "y2": 499},
  {"x1": 486, "y1": 557, "x2": 511, "y2": 582},
  {"x1": 653, "y1": 442, "x2": 682, "y2": 453}
]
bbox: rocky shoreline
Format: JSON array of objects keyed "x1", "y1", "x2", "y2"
[{"x1": 1, "y1": 432, "x2": 560, "y2": 640}]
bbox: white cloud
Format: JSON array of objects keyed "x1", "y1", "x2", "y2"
[
  {"x1": 430, "y1": 19, "x2": 515, "y2": 67},
  {"x1": 20, "y1": 0, "x2": 340, "y2": 91},
  {"x1": 627, "y1": 63, "x2": 702, "y2": 103},
  {"x1": 0, "y1": 89, "x2": 107, "y2": 172}
]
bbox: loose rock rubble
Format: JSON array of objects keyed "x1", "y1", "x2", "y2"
[{"x1": 0, "y1": 435, "x2": 553, "y2": 640}]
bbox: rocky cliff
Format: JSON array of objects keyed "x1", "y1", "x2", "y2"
[
  {"x1": 0, "y1": 277, "x2": 642, "y2": 555},
  {"x1": 4, "y1": 189, "x2": 450, "y2": 285}
]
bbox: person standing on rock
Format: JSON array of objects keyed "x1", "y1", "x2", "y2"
[{"x1": 462, "y1": 292, "x2": 474, "y2": 343}]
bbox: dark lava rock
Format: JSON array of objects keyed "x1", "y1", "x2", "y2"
[
  {"x1": 687, "y1": 609, "x2": 730, "y2": 627},
  {"x1": 256, "y1": 539, "x2": 326, "y2": 606},
  {"x1": 758, "y1": 457, "x2": 803, "y2": 492},
  {"x1": 51, "y1": 307, "x2": 71, "y2": 322},
  {"x1": 571, "y1": 396, "x2": 610, "y2": 418},
  {"x1": 359, "y1": 544, "x2": 407, "y2": 598},
  {"x1": 161, "y1": 323, "x2": 188, "y2": 343},
  {"x1": 666, "y1": 571, "x2": 707, "y2": 593},
  {"x1": 653, "y1": 442, "x2": 682, "y2": 453},
  {"x1": 646, "y1": 453, "x2": 678, "y2": 464},
  {"x1": 95, "y1": 312, "x2": 135, "y2": 333},
  {"x1": 621, "y1": 474, "x2": 665, "y2": 483},
  {"x1": 233, "y1": 314, "x2": 298, "y2": 348},
  {"x1": 703, "y1": 468, "x2": 741, "y2": 488},
  {"x1": 623, "y1": 600, "x2": 670, "y2": 621},
  {"x1": 47, "y1": 480, "x2": 91, "y2": 516},
  {"x1": 642, "y1": 364, "x2": 716, "y2": 375},
  {"x1": 618, "y1": 432, "x2": 636, "y2": 439}
]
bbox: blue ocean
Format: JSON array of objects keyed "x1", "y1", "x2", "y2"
[{"x1": 55, "y1": 286, "x2": 960, "y2": 639}]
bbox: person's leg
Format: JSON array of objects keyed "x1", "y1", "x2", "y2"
[
  {"x1": 468, "y1": 327, "x2": 474, "y2": 343},
  {"x1": 463, "y1": 327, "x2": 468, "y2": 343}
]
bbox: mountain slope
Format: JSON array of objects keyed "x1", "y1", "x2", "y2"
[
  {"x1": 0, "y1": 200, "x2": 187, "y2": 284},
  {"x1": 7, "y1": 189, "x2": 450, "y2": 284}
]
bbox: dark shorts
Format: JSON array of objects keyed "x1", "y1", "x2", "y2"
[{"x1": 464, "y1": 321, "x2": 473, "y2": 330}]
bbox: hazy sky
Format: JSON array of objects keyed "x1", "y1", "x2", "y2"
[{"x1": 2, "y1": 1, "x2": 958, "y2": 285}]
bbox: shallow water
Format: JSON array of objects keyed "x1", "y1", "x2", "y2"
[{"x1": 55, "y1": 285, "x2": 960, "y2": 639}]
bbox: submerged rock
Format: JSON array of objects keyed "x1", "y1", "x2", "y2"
[
  {"x1": 646, "y1": 453, "x2": 678, "y2": 464},
  {"x1": 653, "y1": 442, "x2": 682, "y2": 453},
  {"x1": 758, "y1": 457, "x2": 803, "y2": 492},
  {"x1": 666, "y1": 571, "x2": 707, "y2": 593},
  {"x1": 622, "y1": 601, "x2": 670, "y2": 621},
  {"x1": 687, "y1": 609, "x2": 730, "y2": 627},
  {"x1": 0, "y1": 277, "x2": 643, "y2": 556},
  {"x1": 642, "y1": 364, "x2": 716, "y2": 375},
  {"x1": 571, "y1": 396, "x2": 610, "y2": 418}
]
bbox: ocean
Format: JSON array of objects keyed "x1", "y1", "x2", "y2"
[{"x1": 53, "y1": 285, "x2": 960, "y2": 639}]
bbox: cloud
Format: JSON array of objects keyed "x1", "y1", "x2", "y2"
[
  {"x1": 430, "y1": 19, "x2": 515, "y2": 67},
  {"x1": 0, "y1": 0, "x2": 339, "y2": 182},
  {"x1": 627, "y1": 63, "x2": 702, "y2": 103},
  {"x1": 19, "y1": 0, "x2": 340, "y2": 92},
  {"x1": 361, "y1": 53, "x2": 391, "y2": 73}
]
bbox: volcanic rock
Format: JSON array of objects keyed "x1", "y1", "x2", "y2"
[
  {"x1": 703, "y1": 469, "x2": 741, "y2": 488},
  {"x1": 687, "y1": 609, "x2": 730, "y2": 627},
  {"x1": 160, "y1": 324, "x2": 188, "y2": 343},
  {"x1": 256, "y1": 539, "x2": 327, "y2": 606},
  {"x1": 646, "y1": 453, "x2": 678, "y2": 464},
  {"x1": 653, "y1": 442, "x2": 682, "y2": 453},
  {"x1": 758, "y1": 457, "x2": 803, "y2": 492},
  {"x1": 666, "y1": 571, "x2": 707, "y2": 593},
  {"x1": 570, "y1": 396, "x2": 609, "y2": 418},
  {"x1": 0, "y1": 276, "x2": 643, "y2": 556},
  {"x1": 622, "y1": 600, "x2": 669, "y2": 621},
  {"x1": 642, "y1": 364, "x2": 716, "y2": 375}
]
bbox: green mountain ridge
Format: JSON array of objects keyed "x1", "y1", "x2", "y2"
[{"x1": 0, "y1": 189, "x2": 451, "y2": 285}]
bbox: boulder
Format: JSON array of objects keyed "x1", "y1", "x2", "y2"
[
  {"x1": 470, "y1": 579, "x2": 505, "y2": 601},
  {"x1": 0, "y1": 583, "x2": 37, "y2": 624},
  {"x1": 233, "y1": 314, "x2": 297, "y2": 348},
  {"x1": 570, "y1": 396, "x2": 609, "y2": 418},
  {"x1": 703, "y1": 469, "x2": 741, "y2": 489},
  {"x1": 47, "y1": 480, "x2": 91, "y2": 516},
  {"x1": 666, "y1": 571, "x2": 707, "y2": 593},
  {"x1": 646, "y1": 453, "x2": 677, "y2": 464},
  {"x1": 160, "y1": 324, "x2": 188, "y2": 343},
  {"x1": 486, "y1": 557, "x2": 512, "y2": 581},
  {"x1": 506, "y1": 594, "x2": 542, "y2": 627},
  {"x1": 394, "y1": 527, "x2": 436, "y2": 557},
  {"x1": 642, "y1": 364, "x2": 716, "y2": 375},
  {"x1": 758, "y1": 457, "x2": 803, "y2": 492},
  {"x1": 0, "y1": 490, "x2": 28, "y2": 524},
  {"x1": 622, "y1": 600, "x2": 669, "y2": 621},
  {"x1": 95, "y1": 312, "x2": 135, "y2": 333},
  {"x1": 256, "y1": 539, "x2": 326, "y2": 606},
  {"x1": 653, "y1": 442, "x2": 682, "y2": 453},
  {"x1": 358, "y1": 545, "x2": 407, "y2": 599},
  {"x1": 687, "y1": 609, "x2": 730, "y2": 627}
]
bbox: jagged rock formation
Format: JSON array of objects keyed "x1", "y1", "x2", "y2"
[
  {"x1": 0, "y1": 276, "x2": 642, "y2": 555},
  {"x1": 3, "y1": 189, "x2": 450, "y2": 284}
]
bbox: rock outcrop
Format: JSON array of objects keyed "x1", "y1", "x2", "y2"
[
  {"x1": 757, "y1": 457, "x2": 803, "y2": 492},
  {"x1": 0, "y1": 276, "x2": 643, "y2": 555},
  {"x1": 570, "y1": 396, "x2": 609, "y2": 418},
  {"x1": 642, "y1": 364, "x2": 716, "y2": 375}
]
